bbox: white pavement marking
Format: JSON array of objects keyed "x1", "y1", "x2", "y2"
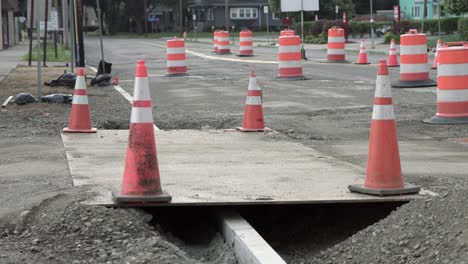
[
  {"x1": 420, "y1": 188, "x2": 439, "y2": 197},
  {"x1": 143, "y1": 42, "x2": 278, "y2": 64},
  {"x1": 218, "y1": 211, "x2": 286, "y2": 264},
  {"x1": 88, "y1": 66, "x2": 160, "y2": 131}
]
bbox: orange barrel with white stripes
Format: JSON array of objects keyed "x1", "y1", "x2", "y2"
[
  {"x1": 217, "y1": 31, "x2": 230, "y2": 54},
  {"x1": 327, "y1": 27, "x2": 345, "y2": 62},
  {"x1": 166, "y1": 37, "x2": 187, "y2": 76},
  {"x1": 280, "y1": 29, "x2": 295, "y2": 37},
  {"x1": 425, "y1": 42, "x2": 468, "y2": 124},
  {"x1": 213, "y1": 30, "x2": 221, "y2": 52},
  {"x1": 393, "y1": 29, "x2": 436, "y2": 88},
  {"x1": 278, "y1": 35, "x2": 303, "y2": 78},
  {"x1": 238, "y1": 29, "x2": 254, "y2": 56}
]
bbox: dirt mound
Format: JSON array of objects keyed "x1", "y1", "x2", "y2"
[
  {"x1": 0, "y1": 191, "x2": 235, "y2": 264},
  {"x1": 309, "y1": 180, "x2": 468, "y2": 264}
]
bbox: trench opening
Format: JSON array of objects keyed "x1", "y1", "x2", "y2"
[{"x1": 143, "y1": 202, "x2": 405, "y2": 263}]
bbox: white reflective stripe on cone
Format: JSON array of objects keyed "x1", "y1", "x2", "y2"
[
  {"x1": 72, "y1": 95, "x2": 88, "y2": 105},
  {"x1": 372, "y1": 105, "x2": 395, "y2": 120},
  {"x1": 218, "y1": 37, "x2": 230, "y2": 42},
  {"x1": 240, "y1": 46, "x2": 253, "y2": 51},
  {"x1": 279, "y1": 45, "x2": 300, "y2": 53},
  {"x1": 246, "y1": 96, "x2": 262, "y2": 105},
  {"x1": 375, "y1": 76, "x2": 392, "y2": 97},
  {"x1": 133, "y1": 77, "x2": 151, "y2": 101},
  {"x1": 327, "y1": 49, "x2": 345, "y2": 55},
  {"x1": 437, "y1": 89, "x2": 468, "y2": 102},
  {"x1": 389, "y1": 50, "x2": 397, "y2": 55},
  {"x1": 400, "y1": 45, "x2": 427, "y2": 55},
  {"x1": 130, "y1": 107, "x2": 154, "y2": 123},
  {"x1": 167, "y1": 60, "x2": 187, "y2": 67},
  {"x1": 75, "y1": 77, "x2": 87, "y2": 90},
  {"x1": 279, "y1": 60, "x2": 302, "y2": 68},
  {"x1": 400, "y1": 64, "x2": 428, "y2": 74},
  {"x1": 166, "y1": 47, "x2": 185, "y2": 54},
  {"x1": 327, "y1": 37, "x2": 345, "y2": 43},
  {"x1": 240, "y1": 37, "x2": 252, "y2": 42},
  {"x1": 438, "y1": 63, "x2": 468, "y2": 77},
  {"x1": 248, "y1": 78, "x2": 261, "y2": 91}
]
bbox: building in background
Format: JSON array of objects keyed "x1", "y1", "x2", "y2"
[
  {"x1": 186, "y1": 0, "x2": 281, "y2": 31},
  {"x1": 1, "y1": 0, "x2": 20, "y2": 51},
  {"x1": 399, "y1": 0, "x2": 448, "y2": 20}
]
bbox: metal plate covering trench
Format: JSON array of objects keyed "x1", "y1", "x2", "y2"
[{"x1": 61, "y1": 130, "x2": 418, "y2": 206}]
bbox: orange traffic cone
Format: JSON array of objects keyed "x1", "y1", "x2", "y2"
[
  {"x1": 237, "y1": 70, "x2": 270, "y2": 132},
  {"x1": 63, "y1": 68, "x2": 97, "y2": 133},
  {"x1": 113, "y1": 60, "x2": 171, "y2": 204},
  {"x1": 431, "y1": 39, "x2": 441, "y2": 69},
  {"x1": 387, "y1": 39, "x2": 399, "y2": 67},
  {"x1": 348, "y1": 61, "x2": 420, "y2": 196},
  {"x1": 356, "y1": 39, "x2": 370, "y2": 64}
]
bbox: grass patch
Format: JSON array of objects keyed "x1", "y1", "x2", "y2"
[
  {"x1": 23, "y1": 42, "x2": 71, "y2": 62},
  {"x1": 427, "y1": 34, "x2": 459, "y2": 48}
]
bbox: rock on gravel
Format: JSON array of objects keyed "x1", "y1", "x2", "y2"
[
  {"x1": 308, "y1": 180, "x2": 468, "y2": 264},
  {"x1": 0, "y1": 190, "x2": 236, "y2": 264}
]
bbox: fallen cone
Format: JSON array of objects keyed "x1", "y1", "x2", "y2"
[
  {"x1": 432, "y1": 39, "x2": 441, "y2": 69},
  {"x1": 113, "y1": 60, "x2": 171, "y2": 204},
  {"x1": 237, "y1": 70, "x2": 270, "y2": 132},
  {"x1": 63, "y1": 68, "x2": 97, "y2": 133},
  {"x1": 348, "y1": 61, "x2": 420, "y2": 196}
]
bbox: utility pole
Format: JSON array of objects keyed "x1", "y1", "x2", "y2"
[
  {"x1": 75, "y1": 0, "x2": 85, "y2": 67},
  {"x1": 144, "y1": 0, "x2": 148, "y2": 34},
  {"x1": 422, "y1": 0, "x2": 427, "y2": 32},
  {"x1": 370, "y1": 0, "x2": 375, "y2": 49},
  {"x1": 225, "y1": 0, "x2": 229, "y2": 30},
  {"x1": 300, "y1": 0, "x2": 306, "y2": 60},
  {"x1": 43, "y1": 0, "x2": 49, "y2": 67},
  {"x1": 69, "y1": 0, "x2": 76, "y2": 72},
  {"x1": 179, "y1": 0, "x2": 183, "y2": 37},
  {"x1": 28, "y1": 0, "x2": 35, "y2": 66},
  {"x1": 97, "y1": 0, "x2": 105, "y2": 74},
  {"x1": 62, "y1": 0, "x2": 69, "y2": 48}
]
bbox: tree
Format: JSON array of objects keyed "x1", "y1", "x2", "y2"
[
  {"x1": 268, "y1": 0, "x2": 280, "y2": 14},
  {"x1": 445, "y1": 0, "x2": 468, "y2": 15},
  {"x1": 268, "y1": 0, "x2": 355, "y2": 20}
]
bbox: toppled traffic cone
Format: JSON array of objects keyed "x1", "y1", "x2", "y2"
[
  {"x1": 237, "y1": 70, "x2": 270, "y2": 132},
  {"x1": 387, "y1": 39, "x2": 399, "y2": 67},
  {"x1": 113, "y1": 60, "x2": 171, "y2": 204},
  {"x1": 356, "y1": 39, "x2": 370, "y2": 64},
  {"x1": 432, "y1": 39, "x2": 441, "y2": 69},
  {"x1": 63, "y1": 68, "x2": 97, "y2": 133},
  {"x1": 348, "y1": 61, "x2": 420, "y2": 196}
]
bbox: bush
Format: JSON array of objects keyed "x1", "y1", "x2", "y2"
[
  {"x1": 458, "y1": 17, "x2": 468, "y2": 41},
  {"x1": 349, "y1": 21, "x2": 370, "y2": 38},
  {"x1": 304, "y1": 34, "x2": 327, "y2": 44},
  {"x1": 384, "y1": 32, "x2": 400, "y2": 44}
]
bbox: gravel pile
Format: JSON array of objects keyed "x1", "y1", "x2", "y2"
[
  {"x1": 0, "y1": 191, "x2": 236, "y2": 264},
  {"x1": 309, "y1": 179, "x2": 468, "y2": 264}
]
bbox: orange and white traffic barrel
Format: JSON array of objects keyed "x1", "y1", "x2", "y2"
[
  {"x1": 280, "y1": 29, "x2": 295, "y2": 37},
  {"x1": 392, "y1": 29, "x2": 436, "y2": 88},
  {"x1": 277, "y1": 35, "x2": 303, "y2": 79},
  {"x1": 217, "y1": 31, "x2": 230, "y2": 54},
  {"x1": 238, "y1": 29, "x2": 254, "y2": 57},
  {"x1": 327, "y1": 27, "x2": 346, "y2": 62},
  {"x1": 424, "y1": 42, "x2": 468, "y2": 124},
  {"x1": 166, "y1": 37, "x2": 187, "y2": 76},
  {"x1": 213, "y1": 30, "x2": 220, "y2": 53}
]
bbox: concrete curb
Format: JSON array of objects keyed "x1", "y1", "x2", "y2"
[{"x1": 218, "y1": 211, "x2": 286, "y2": 264}]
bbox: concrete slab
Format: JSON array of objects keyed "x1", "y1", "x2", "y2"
[{"x1": 61, "y1": 130, "x2": 419, "y2": 206}]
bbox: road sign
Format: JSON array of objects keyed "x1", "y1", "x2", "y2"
[
  {"x1": 281, "y1": 0, "x2": 319, "y2": 12},
  {"x1": 40, "y1": 21, "x2": 58, "y2": 31},
  {"x1": 148, "y1": 13, "x2": 158, "y2": 23},
  {"x1": 49, "y1": 9, "x2": 59, "y2": 30},
  {"x1": 393, "y1": 5, "x2": 400, "y2": 21},
  {"x1": 264, "y1": 6, "x2": 269, "y2": 14},
  {"x1": 193, "y1": 14, "x2": 196, "y2": 20}
]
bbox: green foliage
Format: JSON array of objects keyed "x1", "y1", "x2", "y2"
[
  {"x1": 268, "y1": 0, "x2": 281, "y2": 15},
  {"x1": 349, "y1": 21, "x2": 370, "y2": 38},
  {"x1": 407, "y1": 18, "x2": 459, "y2": 34},
  {"x1": 458, "y1": 17, "x2": 468, "y2": 41},
  {"x1": 445, "y1": 0, "x2": 468, "y2": 15},
  {"x1": 384, "y1": 32, "x2": 400, "y2": 44},
  {"x1": 304, "y1": 34, "x2": 327, "y2": 44},
  {"x1": 318, "y1": 0, "x2": 355, "y2": 20}
]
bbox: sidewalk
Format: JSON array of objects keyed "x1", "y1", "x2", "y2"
[{"x1": 0, "y1": 42, "x2": 28, "y2": 82}]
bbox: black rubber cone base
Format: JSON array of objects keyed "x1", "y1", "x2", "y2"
[
  {"x1": 276, "y1": 76, "x2": 307, "y2": 81},
  {"x1": 423, "y1": 115, "x2": 468, "y2": 124},
  {"x1": 236, "y1": 54, "x2": 254, "y2": 57},
  {"x1": 392, "y1": 79, "x2": 437, "y2": 88},
  {"x1": 354, "y1": 62, "x2": 371, "y2": 65},
  {"x1": 323, "y1": 60, "x2": 350, "y2": 64},
  {"x1": 348, "y1": 184, "x2": 420, "y2": 197},
  {"x1": 112, "y1": 191, "x2": 172, "y2": 204}
]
